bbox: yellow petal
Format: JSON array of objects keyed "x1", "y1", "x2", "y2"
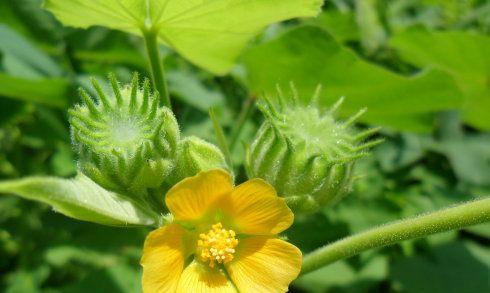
[
  {"x1": 166, "y1": 169, "x2": 233, "y2": 221},
  {"x1": 226, "y1": 237, "x2": 302, "y2": 293},
  {"x1": 141, "y1": 224, "x2": 187, "y2": 293},
  {"x1": 224, "y1": 179, "x2": 293, "y2": 235},
  {"x1": 176, "y1": 261, "x2": 237, "y2": 293}
]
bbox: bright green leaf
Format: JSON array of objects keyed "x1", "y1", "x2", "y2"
[
  {"x1": 307, "y1": 10, "x2": 359, "y2": 42},
  {"x1": 0, "y1": 174, "x2": 156, "y2": 226},
  {"x1": 390, "y1": 28, "x2": 490, "y2": 130},
  {"x1": 242, "y1": 26, "x2": 464, "y2": 132},
  {"x1": 0, "y1": 73, "x2": 70, "y2": 108},
  {"x1": 44, "y1": 0, "x2": 323, "y2": 74}
]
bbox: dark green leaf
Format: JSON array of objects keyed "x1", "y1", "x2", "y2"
[{"x1": 390, "y1": 242, "x2": 489, "y2": 293}]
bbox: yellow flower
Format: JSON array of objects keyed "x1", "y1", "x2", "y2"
[{"x1": 141, "y1": 169, "x2": 302, "y2": 292}]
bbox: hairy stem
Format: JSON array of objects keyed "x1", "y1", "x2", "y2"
[
  {"x1": 143, "y1": 30, "x2": 171, "y2": 109},
  {"x1": 301, "y1": 197, "x2": 490, "y2": 276},
  {"x1": 209, "y1": 107, "x2": 233, "y2": 171}
]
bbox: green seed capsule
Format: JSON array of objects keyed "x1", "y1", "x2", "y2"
[
  {"x1": 168, "y1": 136, "x2": 229, "y2": 185},
  {"x1": 69, "y1": 73, "x2": 179, "y2": 195},
  {"x1": 246, "y1": 84, "x2": 382, "y2": 213}
]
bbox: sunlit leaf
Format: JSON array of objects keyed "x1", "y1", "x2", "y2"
[
  {"x1": 44, "y1": 0, "x2": 323, "y2": 74},
  {"x1": 0, "y1": 174, "x2": 156, "y2": 226},
  {"x1": 0, "y1": 73, "x2": 70, "y2": 108},
  {"x1": 307, "y1": 10, "x2": 359, "y2": 42},
  {"x1": 390, "y1": 28, "x2": 490, "y2": 130},
  {"x1": 243, "y1": 26, "x2": 464, "y2": 132}
]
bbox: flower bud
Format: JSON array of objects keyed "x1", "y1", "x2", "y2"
[
  {"x1": 168, "y1": 136, "x2": 228, "y2": 185},
  {"x1": 246, "y1": 84, "x2": 382, "y2": 213},
  {"x1": 69, "y1": 73, "x2": 179, "y2": 195}
]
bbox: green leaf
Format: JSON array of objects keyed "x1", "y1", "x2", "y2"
[
  {"x1": 242, "y1": 26, "x2": 464, "y2": 132},
  {"x1": 45, "y1": 245, "x2": 118, "y2": 267},
  {"x1": 167, "y1": 70, "x2": 224, "y2": 111},
  {"x1": 44, "y1": 0, "x2": 323, "y2": 74},
  {"x1": 390, "y1": 28, "x2": 490, "y2": 130},
  {"x1": 0, "y1": 73, "x2": 70, "y2": 108},
  {"x1": 0, "y1": 174, "x2": 156, "y2": 226},
  {"x1": 0, "y1": 24, "x2": 63, "y2": 77},
  {"x1": 307, "y1": 10, "x2": 359, "y2": 42}
]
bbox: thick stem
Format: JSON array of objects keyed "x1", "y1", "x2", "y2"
[
  {"x1": 301, "y1": 197, "x2": 490, "y2": 276},
  {"x1": 143, "y1": 30, "x2": 171, "y2": 109},
  {"x1": 209, "y1": 107, "x2": 233, "y2": 171}
]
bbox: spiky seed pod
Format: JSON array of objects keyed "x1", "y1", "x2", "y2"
[
  {"x1": 167, "y1": 136, "x2": 228, "y2": 185},
  {"x1": 246, "y1": 84, "x2": 382, "y2": 214},
  {"x1": 69, "y1": 73, "x2": 180, "y2": 196}
]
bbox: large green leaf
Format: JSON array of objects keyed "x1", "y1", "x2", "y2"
[
  {"x1": 306, "y1": 10, "x2": 359, "y2": 42},
  {"x1": 0, "y1": 174, "x2": 156, "y2": 226},
  {"x1": 242, "y1": 26, "x2": 464, "y2": 132},
  {"x1": 44, "y1": 0, "x2": 323, "y2": 74},
  {"x1": 390, "y1": 28, "x2": 490, "y2": 130}
]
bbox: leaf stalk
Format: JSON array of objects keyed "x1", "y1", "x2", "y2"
[{"x1": 143, "y1": 29, "x2": 171, "y2": 109}]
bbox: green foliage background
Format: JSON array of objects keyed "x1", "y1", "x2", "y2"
[{"x1": 0, "y1": 0, "x2": 489, "y2": 292}]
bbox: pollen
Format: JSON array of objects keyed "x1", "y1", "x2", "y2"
[{"x1": 197, "y1": 222, "x2": 239, "y2": 268}]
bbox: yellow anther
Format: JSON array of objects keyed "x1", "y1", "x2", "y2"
[{"x1": 197, "y1": 222, "x2": 238, "y2": 268}]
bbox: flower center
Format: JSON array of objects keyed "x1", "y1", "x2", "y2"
[{"x1": 197, "y1": 222, "x2": 238, "y2": 268}]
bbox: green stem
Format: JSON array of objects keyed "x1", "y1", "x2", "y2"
[
  {"x1": 209, "y1": 107, "x2": 233, "y2": 171},
  {"x1": 143, "y1": 30, "x2": 171, "y2": 109},
  {"x1": 301, "y1": 197, "x2": 490, "y2": 276},
  {"x1": 229, "y1": 96, "x2": 255, "y2": 151}
]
